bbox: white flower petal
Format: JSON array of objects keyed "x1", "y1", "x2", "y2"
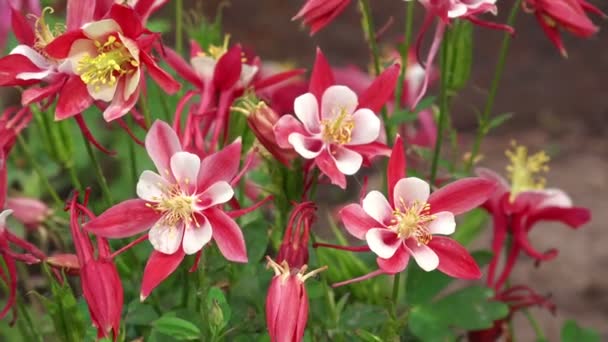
[
  {"x1": 293, "y1": 93, "x2": 321, "y2": 133},
  {"x1": 191, "y1": 55, "x2": 216, "y2": 80},
  {"x1": 348, "y1": 108, "x2": 380, "y2": 145},
  {"x1": 136, "y1": 170, "x2": 168, "y2": 202},
  {"x1": 321, "y1": 85, "x2": 358, "y2": 120},
  {"x1": 170, "y1": 151, "x2": 201, "y2": 187},
  {"x1": 199, "y1": 181, "x2": 234, "y2": 209},
  {"x1": 405, "y1": 240, "x2": 439, "y2": 271},
  {"x1": 88, "y1": 82, "x2": 118, "y2": 102},
  {"x1": 0, "y1": 209, "x2": 13, "y2": 227},
  {"x1": 538, "y1": 188, "x2": 573, "y2": 209},
  {"x1": 393, "y1": 177, "x2": 430, "y2": 210},
  {"x1": 82, "y1": 19, "x2": 122, "y2": 40},
  {"x1": 240, "y1": 64, "x2": 258, "y2": 86},
  {"x1": 362, "y1": 191, "x2": 392, "y2": 225},
  {"x1": 17, "y1": 70, "x2": 54, "y2": 81},
  {"x1": 332, "y1": 147, "x2": 363, "y2": 175},
  {"x1": 365, "y1": 228, "x2": 401, "y2": 259},
  {"x1": 182, "y1": 216, "x2": 213, "y2": 255},
  {"x1": 68, "y1": 39, "x2": 98, "y2": 74},
  {"x1": 427, "y1": 211, "x2": 455, "y2": 235},
  {"x1": 287, "y1": 133, "x2": 323, "y2": 159},
  {"x1": 124, "y1": 68, "x2": 141, "y2": 100},
  {"x1": 149, "y1": 221, "x2": 184, "y2": 255},
  {"x1": 10, "y1": 45, "x2": 50, "y2": 69}
]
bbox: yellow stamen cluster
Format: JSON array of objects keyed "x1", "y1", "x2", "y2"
[
  {"x1": 266, "y1": 256, "x2": 328, "y2": 284},
  {"x1": 389, "y1": 199, "x2": 436, "y2": 246},
  {"x1": 505, "y1": 141, "x2": 550, "y2": 200},
  {"x1": 31, "y1": 7, "x2": 65, "y2": 50},
  {"x1": 77, "y1": 35, "x2": 139, "y2": 92},
  {"x1": 145, "y1": 178, "x2": 200, "y2": 228},
  {"x1": 321, "y1": 107, "x2": 355, "y2": 145}
]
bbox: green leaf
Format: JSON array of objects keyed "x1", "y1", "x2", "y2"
[
  {"x1": 339, "y1": 304, "x2": 388, "y2": 329},
  {"x1": 152, "y1": 316, "x2": 202, "y2": 340},
  {"x1": 486, "y1": 112, "x2": 514, "y2": 132},
  {"x1": 408, "y1": 306, "x2": 454, "y2": 342},
  {"x1": 243, "y1": 219, "x2": 270, "y2": 262},
  {"x1": 561, "y1": 320, "x2": 600, "y2": 342},
  {"x1": 207, "y1": 287, "x2": 232, "y2": 334},
  {"x1": 452, "y1": 209, "x2": 489, "y2": 246},
  {"x1": 446, "y1": 21, "x2": 473, "y2": 92},
  {"x1": 355, "y1": 329, "x2": 385, "y2": 342},
  {"x1": 125, "y1": 300, "x2": 159, "y2": 326}
]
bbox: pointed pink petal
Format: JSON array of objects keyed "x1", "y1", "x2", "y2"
[
  {"x1": 347, "y1": 141, "x2": 392, "y2": 162},
  {"x1": 273, "y1": 115, "x2": 308, "y2": 149},
  {"x1": 339, "y1": 203, "x2": 380, "y2": 240},
  {"x1": 21, "y1": 79, "x2": 65, "y2": 105},
  {"x1": 253, "y1": 69, "x2": 306, "y2": 90},
  {"x1": 213, "y1": 45, "x2": 242, "y2": 91},
  {"x1": 288, "y1": 133, "x2": 324, "y2": 159},
  {"x1": 387, "y1": 136, "x2": 405, "y2": 206},
  {"x1": 528, "y1": 206, "x2": 591, "y2": 229},
  {"x1": 405, "y1": 240, "x2": 439, "y2": 271},
  {"x1": 315, "y1": 149, "x2": 346, "y2": 189},
  {"x1": 393, "y1": 177, "x2": 430, "y2": 210},
  {"x1": 140, "y1": 51, "x2": 181, "y2": 94},
  {"x1": 427, "y1": 211, "x2": 455, "y2": 235},
  {"x1": 309, "y1": 48, "x2": 335, "y2": 99},
  {"x1": 197, "y1": 138, "x2": 242, "y2": 191},
  {"x1": 145, "y1": 120, "x2": 182, "y2": 175},
  {"x1": 512, "y1": 216, "x2": 558, "y2": 262},
  {"x1": 358, "y1": 63, "x2": 400, "y2": 112},
  {"x1": 55, "y1": 76, "x2": 93, "y2": 120},
  {"x1": 474, "y1": 167, "x2": 510, "y2": 193},
  {"x1": 428, "y1": 177, "x2": 497, "y2": 216},
  {"x1": 206, "y1": 208, "x2": 247, "y2": 263},
  {"x1": 362, "y1": 190, "x2": 392, "y2": 226},
  {"x1": 376, "y1": 246, "x2": 410, "y2": 274},
  {"x1": 10, "y1": 8, "x2": 34, "y2": 46},
  {"x1": 140, "y1": 249, "x2": 185, "y2": 300},
  {"x1": 85, "y1": 199, "x2": 161, "y2": 238},
  {"x1": 348, "y1": 109, "x2": 380, "y2": 145},
  {"x1": 66, "y1": 0, "x2": 95, "y2": 30},
  {"x1": 182, "y1": 215, "x2": 213, "y2": 255},
  {"x1": 109, "y1": 4, "x2": 143, "y2": 38},
  {"x1": 102, "y1": 77, "x2": 140, "y2": 122},
  {"x1": 163, "y1": 47, "x2": 203, "y2": 88},
  {"x1": 365, "y1": 228, "x2": 401, "y2": 259},
  {"x1": 293, "y1": 93, "x2": 321, "y2": 133},
  {"x1": 320, "y1": 85, "x2": 357, "y2": 120},
  {"x1": 331, "y1": 146, "x2": 362, "y2": 175},
  {"x1": 427, "y1": 236, "x2": 481, "y2": 279}
]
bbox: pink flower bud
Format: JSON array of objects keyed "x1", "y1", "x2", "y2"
[
  {"x1": 6, "y1": 197, "x2": 52, "y2": 228},
  {"x1": 277, "y1": 202, "x2": 316, "y2": 269},
  {"x1": 46, "y1": 253, "x2": 80, "y2": 275},
  {"x1": 247, "y1": 102, "x2": 296, "y2": 166}
]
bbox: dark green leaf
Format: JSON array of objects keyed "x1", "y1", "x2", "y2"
[
  {"x1": 446, "y1": 21, "x2": 473, "y2": 91},
  {"x1": 339, "y1": 304, "x2": 388, "y2": 329},
  {"x1": 152, "y1": 316, "x2": 202, "y2": 340},
  {"x1": 561, "y1": 320, "x2": 600, "y2": 342}
]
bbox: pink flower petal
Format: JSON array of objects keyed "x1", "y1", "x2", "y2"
[
  {"x1": 331, "y1": 146, "x2": 362, "y2": 175},
  {"x1": 348, "y1": 108, "x2": 380, "y2": 145},
  {"x1": 321, "y1": 85, "x2": 357, "y2": 121},
  {"x1": 85, "y1": 199, "x2": 161, "y2": 238},
  {"x1": 182, "y1": 215, "x2": 213, "y2": 255},
  {"x1": 315, "y1": 149, "x2": 346, "y2": 189},
  {"x1": 309, "y1": 48, "x2": 335, "y2": 100},
  {"x1": 109, "y1": 4, "x2": 144, "y2": 38},
  {"x1": 357, "y1": 63, "x2": 400, "y2": 112},
  {"x1": 55, "y1": 76, "x2": 93, "y2": 120},
  {"x1": 149, "y1": 221, "x2": 185, "y2": 255},
  {"x1": 474, "y1": 167, "x2": 509, "y2": 192},
  {"x1": 191, "y1": 55, "x2": 215, "y2": 80},
  {"x1": 427, "y1": 236, "x2": 481, "y2": 279},
  {"x1": 140, "y1": 249, "x2": 185, "y2": 300},
  {"x1": 274, "y1": 115, "x2": 308, "y2": 149},
  {"x1": 213, "y1": 45, "x2": 242, "y2": 91},
  {"x1": 528, "y1": 206, "x2": 591, "y2": 230},
  {"x1": 206, "y1": 208, "x2": 247, "y2": 263},
  {"x1": 66, "y1": 0, "x2": 95, "y2": 30},
  {"x1": 102, "y1": 77, "x2": 139, "y2": 122},
  {"x1": 140, "y1": 51, "x2": 181, "y2": 94},
  {"x1": 293, "y1": 93, "x2": 321, "y2": 133},
  {"x1": 362, "y1": 190, "x2": 392, "y2": 226},
  {"x1": 427, "y1": 211, "x2": 455, "y2": 235},
  {"x1": 393, "y1": 177, "x2": 430, "y2": 210},
  {"x1": 10, "y1": 8, "x2": 34, "y2": 46},
  {"x1": 288, "y1": 133, "x2": 324, "y2": 159},
  {"x1": 145, "y1": 120, "x2": 182, "y2": 176},
  {"x1": 164, "y1": 47, "x2": 203, "y2": 88},
  {"x1": 387, "y1": 136, "x2": 405, "y2": 206},
  {"x1": 170, "y1": 151, "x2": 201, "y2": 188},
  {"x1": 339, "y1": 203, "x2": 381, "y2": 240},
  {"x1": 136, "y1": 170, "x2": 168, "y2": 202},
  {"x1": 197, "y1": 138, "x2": 242, "y2": 191},
  {"x1": 199, "y1": 181, "x2": 234, "y2": 209},
  {"x1": 365, "y1": 228, "x2": 401, "y2": 259},
  {"x1": 376, "y1": 246, "x2": 410, "y2": 274},
  {"x1": 405, "y1": 240, "x2": 439, "y2": 271},
  {"x1": 428, "y1": 177, "x2": 497, "y2": 216}
]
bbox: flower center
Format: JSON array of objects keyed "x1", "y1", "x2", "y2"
[
  {"x1": 146, "y1": 182, "x2": 199, "y2": 228},
  {"x1": 77, "y1": 35, "x2": 139, "y2": 92},
  {"x1": 321, "y1": 107, "x2": 355, "y2": 145},
  {"x1": 505, "y1": 142, "x2": 550, "y2": 201},
  {"x1": 389, "y1": 199, "x2": 435, "y2": 245}
]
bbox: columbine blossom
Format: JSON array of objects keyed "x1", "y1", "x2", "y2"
[
  {"x1": 292, "y1": 0, "x2": 351, "y2": 35},
  {"x1": 523, "y1": 0, "x2": 605, "y2": 57},
  {"x1": 476, "y1": 142, "x2": 591, "y2": 290},
  {"x1": 85, "y1": 120, "x2": 266, "y2": 299},
  {"x1": 317, "y1": 136, "x2": 496, "y2": 286},
  {"x1": 274, "y1": 48, "x2": 399, "y2": 189}
]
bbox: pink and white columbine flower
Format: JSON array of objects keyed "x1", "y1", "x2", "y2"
[
  {"x1": 320, "y1": 136, "x2": 497, "y2": 286},
  {"x1": 274, "y1": 48, "x2": 399, "y2": 189},
  {"x1": 86, "y1": 120, "x2": 253, "y2": 299}
]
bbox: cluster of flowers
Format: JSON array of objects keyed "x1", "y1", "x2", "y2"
[{"x1": 0, "y1": 0, "x2": 598, "y2": 341}]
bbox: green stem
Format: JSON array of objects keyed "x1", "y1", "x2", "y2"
[
  {"x1": 139, "y1": 96, "x2": 152, "y2": 129},
  {"x1": 16, "y1": 135, "x2": 63, "y2": 207},
  {"x1": 466, "y1": 0, "x2": 522, "y2": 172},
  {"x1": 393, "y1": 0, "x2": 415, "y2": 112},
  {"x1": 175, "y1": 0, "x2": 184, "y2": 55},
  {"x1": 358, "y1": 0, "x2": 392, "y2": 145},
  {"x1": 429, "y1": 29, "x2": 451, "y2": 186},
  {"x1": 81, "y1": 133, "x2": 113, "y2": 206},
  {"x1": 391, "y1": 272, "x2": 401, "y2": 318},
  {"x1": 524, "y1": 308, "x2": 545, "y2": 340},
  {"x1": 126, "y1": 118, "x2": 138, "y2": 190}
]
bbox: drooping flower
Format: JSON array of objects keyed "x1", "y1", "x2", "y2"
[
  {"x1": 317, "y1": 136, "x2": 496, "y2": 286},
  {"x1": 85, "y1": 120, "x2": 266, "y2": 299},
  {"x1": 476, "y1": 142, "x2": 591, "y2": 290},
  {"x1": 67, "y1": 190, "x2": 123, "y2": 341},
  {"x1": 273, "y1": 48, "x2": 399, "y2": 189},
  {"x1": 292, "y1": 0, "x2": 351, "y2": 35},
  {"x1": 265, "y1": 257, "x2": 326, "y2": 342},
  {"x1": 245, "y1": 101, "x2": 297, "y2": 166},
  {"x1": 523, "y1": 0, "x2": 606, "y2": 57},
  {"x1": 44, "y1": 3, "x2": 180, "y2": 121}
]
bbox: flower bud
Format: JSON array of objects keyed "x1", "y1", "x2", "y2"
[
  {"x1": 46, "y1": 253, "x2": 80, "y2": 275},
  {"x1": 6, "y1": 197, "x2": 52, "y2": 229},
  {"x1": 246, "y1": 102, "x2": 296, "y2": 166},
  {"x1": 277, "y1": 202, "x2": 316, "y2": 269}
]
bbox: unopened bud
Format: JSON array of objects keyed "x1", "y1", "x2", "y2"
[
  {"x1": 246, "y1": 102, "x2": 296, "y2": 166},
  {"x1": 6, "y1": 197, "x2": 52, "y2": 229}
]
